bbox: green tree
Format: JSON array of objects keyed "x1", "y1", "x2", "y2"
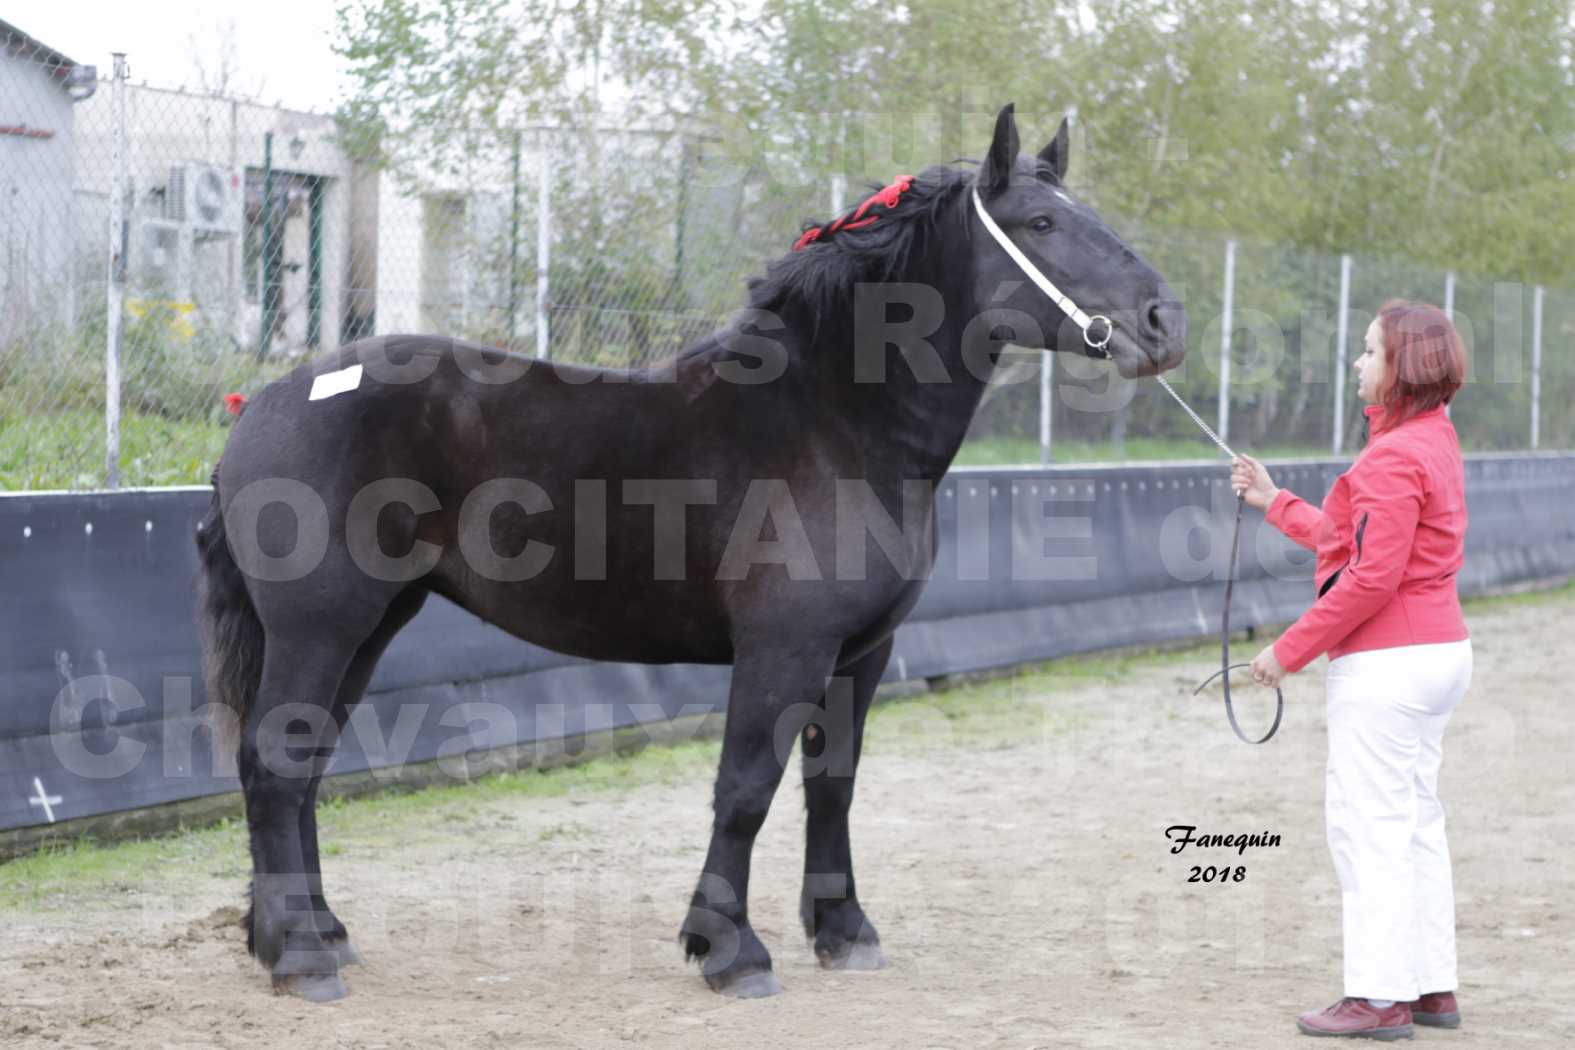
[{"x1": 331, "y1": 0, "x2": 1575, "y2": 448}]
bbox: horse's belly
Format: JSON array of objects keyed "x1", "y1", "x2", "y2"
[{"x1": 425, "y1": 569, "x2": 734, "y2": 666}]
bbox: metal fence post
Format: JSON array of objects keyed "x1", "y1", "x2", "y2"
[
  {"x1": 105, "y1": 53, "x2": 129, "y2": 490},
  {"x1": 1531, "y1": 285, "x2": 1543, "y2": 451},
  {"x1": 535, "y1": 135, "x2": 551, "y2": 360},
  {"x1": 1218, "y1": 238, "x2": 1235, "y2": 447},
  {"x1": 1443, "y1": 270, "x2": 1455, "y2": 418},
  {"x1": 1040, "y1": 353, "x2": 1053, "y2": 465},
  {"x1": 1333, "y1": 253, "x2": 1351, "y2": 455},
  {"x1": 257, "y1": 132, "x2": 274, "y2": 359},
  {"x1": 673, "y1": 134, "x2": 689, "y2": 303},
  {"x1": 508, "y1": 129, "x2": 522, "y2": 345},
  {"x1": 228, "y1": 98, "x2": 241, "y2": 343},
  {"x1": 307, "y1": 179, "x2": 324, "y2": 348}
]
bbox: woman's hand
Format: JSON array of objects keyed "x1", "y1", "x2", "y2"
[
  {"x1": 1249, "y1": 644, "x2": 1287, "y2": 688},
  {"x1": 1230, "y1": 454, "x2": 1280, "y2": 511}
]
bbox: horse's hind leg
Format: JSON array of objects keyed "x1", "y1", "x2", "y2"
[
  {"x1": 241, "y1": 625, "x2": 364, "y2": 1002},
  {"x1": 800, "y1": 636, "x2": 892, "y2": 970},
  {"x1": 299, "y1": 588, "x2": 428, "y2": 967},
  {"x1": 297, "y1": 777, "x2": 356, "y2": 964}
]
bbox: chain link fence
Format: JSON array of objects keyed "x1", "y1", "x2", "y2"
[
  {"x1": 3, "y1": 35, "x2": 1571, "y2": 490},
  {"x1": 963, "y1": 224, "x2": 1575, "y2": 464}
]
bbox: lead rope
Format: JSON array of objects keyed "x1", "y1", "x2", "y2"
[
  {"x1": 974, "y1": 186, "x2": 1282, "y2": 743},
  {"x1": 1152, "y1": 376, "x2": 1283, "y2": 744}
]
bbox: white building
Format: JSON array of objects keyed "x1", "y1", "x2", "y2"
[
  {"x1": 371, "y1": 137, "x2": 530, "y2": 340},
  {"x1": 71, "y1": 83, "x2": 356, "y2": 354},
  {"x1": 371, "y1": 123, "x2": 693, "y2": 358},
  {"x1": 5, "y1": 15, "x2": 700, "y2": 365},
  {"x1": 0, "y1": 19, "x2": 96, "y2": 341}
]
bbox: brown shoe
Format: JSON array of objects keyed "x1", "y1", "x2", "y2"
[
  {"x1": 1405, "y1": 991, "x2": 1461, "y2": 1028},
  {"x1": 1296, "y1": 997, "x2": 1414, "y2": 1040}
]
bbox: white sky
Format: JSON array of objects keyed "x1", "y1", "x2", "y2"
[{"x1": 14, "y1": 3, "x2": 349, "y2": 113}]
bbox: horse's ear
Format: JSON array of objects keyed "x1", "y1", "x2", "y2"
[
  {"x1": 978, "y1": 103, "x2": 1020, "y2": 197},
  {"x1": 1037, "y1": 116, "x2": 1071, "y2": 183}
]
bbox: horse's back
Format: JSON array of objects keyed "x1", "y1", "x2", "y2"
[{"x1": 222, "y1": 334, "x2": 694, "y2": 491}]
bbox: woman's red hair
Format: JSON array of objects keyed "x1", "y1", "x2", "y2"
[{"x1": 1373, "y1": 299, "x2": 1467, "y2": 430}]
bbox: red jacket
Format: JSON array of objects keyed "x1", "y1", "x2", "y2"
[{"x1": 1266, "y1": 403, "x2": 1470, "y2": 674}]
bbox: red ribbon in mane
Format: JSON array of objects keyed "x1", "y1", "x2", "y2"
[{"x1": 792, "y1": 174, "x2": 915, "y2": 251}]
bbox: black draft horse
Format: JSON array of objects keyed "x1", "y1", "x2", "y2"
[{"x1": 196, "y1": 104, "x2": 1187, "y2": 1002}]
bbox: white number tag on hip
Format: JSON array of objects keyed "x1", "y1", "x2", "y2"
[{"x1": 309, "y1": 364, "x2": 363, "y2": 401}]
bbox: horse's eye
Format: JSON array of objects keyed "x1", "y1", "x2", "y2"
[{"x1": 1029, "y1": 216, "x2": 1053, "y2": 233}]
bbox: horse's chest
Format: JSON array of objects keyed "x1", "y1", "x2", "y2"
[{"x1": 831, "y1": 523, "x2": 936, "y2": 641}]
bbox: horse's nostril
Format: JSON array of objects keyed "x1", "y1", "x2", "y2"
[{"x1": 1145, "y1": 299, "x2": 1185, "y2": 342}]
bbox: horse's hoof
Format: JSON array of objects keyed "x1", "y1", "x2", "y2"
[
  {"x1": 327, "y1": 938, "x2": 364, "y2": 967},
  {"x1": 818, "y1": 941, "x2": 889, "y2": 971},
  {"x1": 706, "y1": 969, "x2": 783, "y2": 998},
  {"x1": 274, "y1": 972, "x2": 348, "y2": 1003}
]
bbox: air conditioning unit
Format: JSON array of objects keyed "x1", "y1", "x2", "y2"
[
  {"x1": 133, "y1": 218, "x2": 192, "y2": 300},
  {"x1": 168, "y1": 163, "x2": 241, "y2": 236}
]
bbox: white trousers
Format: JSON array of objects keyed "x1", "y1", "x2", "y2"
[{"x1": 1324, "y1": 638, "x2": 1472, "y2": 1001}]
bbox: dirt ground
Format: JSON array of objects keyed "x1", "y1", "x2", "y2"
[{"x1": 3, "y1": 592, "x2": 1573, "y2": 1049}]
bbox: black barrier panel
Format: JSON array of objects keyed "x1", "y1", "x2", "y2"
[
  {"x1": 3, "y1": 453, "x2": 1573, "y2": 835},
  {"x1": 893, "y1": 460, "x2": 1345, "y2": 683},
  {"x1": 0, "y1": 489, "x2": 211, "y2": 739},
  {"x1": 916, "y1": 464, "x2": 1333, "y2": 621}
]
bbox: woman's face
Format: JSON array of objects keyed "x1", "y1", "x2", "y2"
[{"x1": 1355, "y1": 319, "x2": 1390, "y2": 404}]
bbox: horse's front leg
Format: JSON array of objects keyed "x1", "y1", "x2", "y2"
[
  {"x1": 801, "y1": 636, "x2": 892, "y2": 969},
  {"x1": 681, "y1": 637, "x2": 842, "y2": 997}
]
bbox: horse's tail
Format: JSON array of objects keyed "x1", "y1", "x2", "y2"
[{"x1": 195, "y1": 474, "x2": 264, "y2": 757}]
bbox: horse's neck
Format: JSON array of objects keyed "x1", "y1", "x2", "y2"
[
  {"x1": 822, "y1": 268, "x2": 991, "y2": 484},
  {"x1": 867, "y1": 355, "x2": 989, "y2": 483}
]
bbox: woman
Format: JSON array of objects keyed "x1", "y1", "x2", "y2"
[{"x1": 1231, "y1": 300, "x2": 1472, "y2": 1040}]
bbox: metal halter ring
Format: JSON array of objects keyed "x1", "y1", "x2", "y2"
[{"x1": 1083, "y1": 314, "x2": 1113, "y2": 353}]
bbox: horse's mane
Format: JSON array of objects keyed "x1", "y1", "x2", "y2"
[
  {"x1": 657, "y1": 162, "x2": 976, "y2": 388},
  {"x1": 744, "y1": 162, "x2": 977, "y2": 328}
]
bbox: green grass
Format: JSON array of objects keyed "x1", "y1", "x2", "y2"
[
  {"x1": 1451, "y1": 575, "x2": 1575, "y2": 611},
  {"x1": 0, "y1": 410, "x2": 231, "y2": 490},
  {"x1": 1, "y1": 579, "x2": 1571, "y2": 907},
  {"x1": 0, "y1": 319, "x2": 296, "y2": 490},
  {"x1": 0, "y1": 424, "x2": 1323, "y2": 490},
  {"x1": 3, "y1": 388, "x2": 1561, "y2": 490},
  {"x1": 954, "y1": 435, "x2": 1334, "y2": 466},
  {"x1": 0, "y1": 820, "x2": 250, "y2": 906}
]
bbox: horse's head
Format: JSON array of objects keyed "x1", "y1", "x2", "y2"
[{"x1": 969, "y1": 104, "x2": 1187, "y2": 379}]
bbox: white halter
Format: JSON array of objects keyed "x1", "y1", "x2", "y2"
[
  {"x1": 971, "y1": 184, "x2": 1237, "y2": 458},
  {"x1": 970, "y1": 188, "x2": 1112, "y2": 356}
]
